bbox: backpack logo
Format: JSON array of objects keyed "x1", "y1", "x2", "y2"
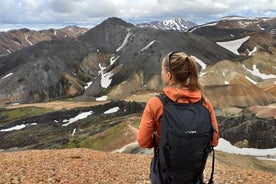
[
  {"x1": 155, "y1": 93, "x2": 215, "y2": 184},
  {"x1": 185, "y1": 130, "x2": 197, "y2": 134}
]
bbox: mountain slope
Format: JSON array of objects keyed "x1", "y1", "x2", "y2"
[
  {"x1": 0, "y1": 17, "x2": 239, "y2": 105},
  {"x1": 0, "y1": 17, "x2": 275, "y2": 108}
]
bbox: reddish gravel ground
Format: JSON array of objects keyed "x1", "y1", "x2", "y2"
[{"x1": 0, "y1": 148, "x2": 275, "y2": 184}]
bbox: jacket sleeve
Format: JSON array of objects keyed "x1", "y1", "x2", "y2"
[
  {"x1": 137, "y1": 97, "x2": 163, "y2": 148},
  {"x1": 204, "y1": 100, "x2": 220, "y2": 147}
]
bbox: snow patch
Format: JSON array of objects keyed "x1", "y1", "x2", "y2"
[
  {"x1": 62, "y1": 111, "x2": 93, "y2": 127},
  {"x1": 96, "y1": 96, "x2": 108, "y2": 101},
  {"x1": 84, "y1": 81, "x2": 93, "y2": 89},
  {"x1": 216, "y1": 138, "x2": 276, "y2": 160},
  {"x1": 191, "y1": 55, "x2": 207, "y2": 70},
  {"x1": 216, "y1": 36, "x2": 250, "y2": 55},
  {"x1": 104, "y1": 106, "x2": 120, "y2": 114},
  {"x1": 99, "y1": 63, "x2": 113, "y2": 88},
  {"x1": 243, "y1": 64, "x2": 276, "y2": 80},
  {"x1": 0, "y1": 123, "x2": 37, "y2": 132}
]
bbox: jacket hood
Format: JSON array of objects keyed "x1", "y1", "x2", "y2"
[{"x1": 163, "y1": 87, "x2": 202, "y2": 104}]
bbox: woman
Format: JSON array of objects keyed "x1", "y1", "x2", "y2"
[{"x1": 137, "y1": 51, "x2": 219, "y2": 184}]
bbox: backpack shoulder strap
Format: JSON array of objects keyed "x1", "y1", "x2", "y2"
[
  {"x1": 208, "y1": 146, "x2": 215, "y2": 184},
  {"x1": 156, "y1": 93, "x2": 173, "y2": 106},
  {"x1": 156, "y1": 93, "x2": 173, "y2": 123}
]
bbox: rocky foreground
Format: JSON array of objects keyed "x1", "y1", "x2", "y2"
[{"x1": 0, "y1": 148, "x2": 275, "y2": 184}]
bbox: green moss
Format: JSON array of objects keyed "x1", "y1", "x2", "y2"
[
  {"x1": 82, "y1": 122, "x2": 128, "y2": 150},
  {"x1": 132, "y1": 119, "x2": 141, "y2": 129},
  {"x1": 58, "y1": 137, "x2": 86, "y2": 148},
  {"x1": 0, "y1": 107, "x2": 55, "y2": 124},
  {"x1": 59, "y1": 122, "x2": 128, "y2": 150},
  {"x1": 66, "y1": 98, "x2": 74, "y2": 101}
]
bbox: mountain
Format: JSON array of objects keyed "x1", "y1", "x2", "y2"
[
  {"x1": 190, "y1": 16, "x2": 276, "y2": 41},
  {"x1": 0, "y1": 17, "x2": 275, "y2": 108},
  {"x1": 0, "y1": 26, "x2": 88, "y2": 56},
  {"x1": 137, "y1": 18, "x2": 197, "y2": 31}
]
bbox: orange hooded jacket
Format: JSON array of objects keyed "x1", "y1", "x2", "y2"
[{"x1": 137, "y1": 87, "x2": 219, "y2": 148}]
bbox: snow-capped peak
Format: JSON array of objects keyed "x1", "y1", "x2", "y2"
[{"x1": 137, "y1": 18, "x2": 197, "y2": 32}]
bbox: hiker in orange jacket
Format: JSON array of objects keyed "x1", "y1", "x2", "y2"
[{"x1": 137, "y1": 51, "x2": 219, "y2": 184}]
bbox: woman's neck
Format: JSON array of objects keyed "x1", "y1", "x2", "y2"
[{"x1": 169, "y1": 83, "x2": 185, "y2": 89}]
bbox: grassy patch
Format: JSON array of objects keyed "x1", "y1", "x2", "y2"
[
  {"x1": 82, "y1": 122, "x2": 128, "y2": 150},
  {"x1": 131, "y1": 119, "x2": 141, "y2": 129},
  {"x1": 60, "y1": 122, "x2": 128, "y2": 150},
  {"x1": 0, "y1": 107, "x2": 55, "y2": 124}
]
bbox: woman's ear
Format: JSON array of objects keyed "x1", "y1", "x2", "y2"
[{"x1": 167, "y1": 72, "x2": 172, "y2": 80}]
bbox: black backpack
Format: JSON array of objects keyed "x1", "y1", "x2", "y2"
[{"x1": 155, "y1": 93, "x2": 215, "y2": 184}]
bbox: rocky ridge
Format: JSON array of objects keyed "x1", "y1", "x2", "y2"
[{"x1": 0, "y1": 26, "x2": 88, "y2": 56}]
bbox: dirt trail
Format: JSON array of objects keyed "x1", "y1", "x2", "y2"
[{"x1": 5, "y1": 100, "x2": 109, "y2": 110}]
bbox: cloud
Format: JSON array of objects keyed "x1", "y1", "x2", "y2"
[{"x1": 0, "y1": 0, "x2": 275, "y2": 28}]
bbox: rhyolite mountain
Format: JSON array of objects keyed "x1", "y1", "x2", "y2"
[
  {"x1": 0, "y1": 26, "x2": 88, "y2": 56},
  {"x1": 0, "y1": 17, "x2": 275, "y2": 108}
]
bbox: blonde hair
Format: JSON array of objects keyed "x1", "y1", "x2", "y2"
[{"x1": 164, "y1": 51, "x2": 203, "y2": 92}]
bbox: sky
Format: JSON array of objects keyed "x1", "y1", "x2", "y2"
[{"x1": 0, "y1": 0, "x2": 275, "y2": 31}]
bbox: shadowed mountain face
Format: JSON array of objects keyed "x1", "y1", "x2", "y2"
[{"x1": 0, "y1": 17, "x2": 275, "y2": 108}]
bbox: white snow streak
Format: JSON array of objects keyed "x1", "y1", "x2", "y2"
[
  {"x1": 247, "y1": 47, "x2": 257, "y2": 55},
  {"x1": 62, "y1": 111, "x2": 93, "y2": 127},
  {"x1": 1, "y1": 73, "x2": 13, "y2": 79},
  {"x1": 116, "y1": 32, "x2": 131, "y2": 52},
  {"x1": 96, "y1": 95, "x2": 108, "y2": 101},
  {"x1": 191, "y1": 55, "x2": 207, "y2": 70},
  {"x1": 110, "y1": 56, "x2": 120, "y2": 66},
  {"x1": 0, "y1": 123, "x2": 37, "y2": 132},
  {"x1": 72, "y1": 128, "x2": 76, "y2": 136},
  {"x1": 140, "y1": 40, "x2": 156, "y2": 52},
  {"x1": 245, "y1": 76, "x2": 257, "y2": 84},
  {"x1": 104, "y1": 106, "x2": 120, "y2": 114},
  {"x1": 243, "y1": 64, "x2": 276, "y2": 80},
  {"x1": 189, "y1": 22, "x2": 217, "y2": 32},
  {"x1": 24, "y1": 33, "x2": 33, "y2": 45}
]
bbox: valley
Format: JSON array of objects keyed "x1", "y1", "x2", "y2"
[{"x1": 0, "y1": 16, "x2": 275, "y2": 183}]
